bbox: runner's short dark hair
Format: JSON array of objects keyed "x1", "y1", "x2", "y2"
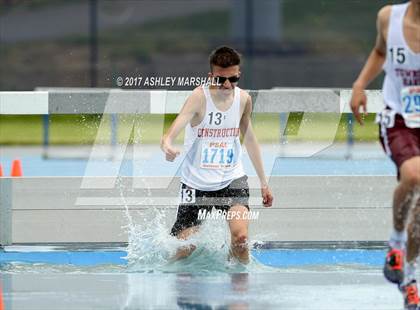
[{"x1": 209, "y1": 46, "x2": 241, "y2": 70}]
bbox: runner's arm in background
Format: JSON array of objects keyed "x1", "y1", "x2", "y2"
[{"x1": 350, "y1": 5, "x2": 390, "y2": 125}]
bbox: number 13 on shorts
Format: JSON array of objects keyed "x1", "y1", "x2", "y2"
[{"x1": 181, "y1": 188, "x2": 196, "y2": 204}]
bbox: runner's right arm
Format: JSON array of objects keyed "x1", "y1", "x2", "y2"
[
  {"x1": 161, "y1": 88, "x2": 202, "y2": 161},
  {"x1": 350, "y1": 6, "x2": 390, "y2": 125}
]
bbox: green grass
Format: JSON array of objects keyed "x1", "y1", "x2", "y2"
[
  {"x1": 285, "y1": 113, "x2": 377, "y2": 142},
  {"x1": 0, "y1": 113, "x2": 378, "y2": 146}
]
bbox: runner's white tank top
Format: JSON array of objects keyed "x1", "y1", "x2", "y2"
[
  {"x1": 181, "y1": 86, "x2": 245, "y2": 191},
  {"x1": 383, "y1": 2, "x2": 420, "y2": 114}
]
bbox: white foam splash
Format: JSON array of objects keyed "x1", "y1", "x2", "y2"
[{"x1": 121, "y1": 202, "x2": 275, "y2": 274}]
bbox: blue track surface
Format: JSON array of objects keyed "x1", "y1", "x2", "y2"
[{"x1": 0, "y1": 249, "x2": 385, "y2": 266}]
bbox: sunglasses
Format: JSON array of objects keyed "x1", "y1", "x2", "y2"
[{"x1": 214, "y1": 75, "x2": 240, "y2": 84}]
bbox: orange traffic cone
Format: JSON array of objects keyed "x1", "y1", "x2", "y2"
[
  {"x1": 0, "y1": 164, "x2": 3, "y2": 177},
  {"x1": 0, "y1": 284, "x2": 4, "y2": 310},
  {"x1": 10, "y1": 159, "x2": 23, "y2": 177}
]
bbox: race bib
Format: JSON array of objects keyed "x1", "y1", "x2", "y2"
[
  {"x1": 401, "y1": 86, "x2": 420, "y2": 128},
  {"x1": 200, "y1": 141, "x2": 235, "y2": 169},
  {"x1": 181, "y1": 188, "x2": 195, "y2": 204},
  {"x1": 375, "y1": 109, "x2": 396, "y2": 128}
]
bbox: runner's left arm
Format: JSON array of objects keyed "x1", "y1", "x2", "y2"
[{"x1": 240, "y1": 95, "x2": 273, "y2": 207}]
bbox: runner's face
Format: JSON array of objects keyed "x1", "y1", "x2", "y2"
[{"x1": 210, "y1": 65, "x2": 240, "y2": 91}]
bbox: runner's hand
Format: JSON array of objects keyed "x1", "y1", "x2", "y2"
[
  {"x1": 350, "y1": 86, "x2": 368, "y2": 125},
  {"x1": 161, "y1": 138, "x2": 180, "y2": 162},
  {"x1": 261, "y1": 186, "x2": 273, "y2": 207}
]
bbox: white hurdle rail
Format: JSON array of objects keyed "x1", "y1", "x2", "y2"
[
  {"x1": 0, "y1": 89, "x2": 390, "y2": 246},
  {"x1": 0, "y1": 88, "x2": 384, "y2": 114}
]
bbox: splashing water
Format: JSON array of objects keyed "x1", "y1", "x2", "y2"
[
  {"x1": 123, "y1": 206, "x2": 239, "y2": 274},
  {"x1": 119, "y1": 191, "x2": 276, "y2": 274}
]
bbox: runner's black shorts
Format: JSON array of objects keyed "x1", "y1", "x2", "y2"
[{"x1": 170, "y1": 175, "x2": 250, "y2": 236}]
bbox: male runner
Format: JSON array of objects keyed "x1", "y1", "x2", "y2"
[
  {"x1": 350, "y1": 1, "x2": 420, "y2": 309},
  {"x1": 161, "y1": 46, "x2": 273, "y2": 264}
]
